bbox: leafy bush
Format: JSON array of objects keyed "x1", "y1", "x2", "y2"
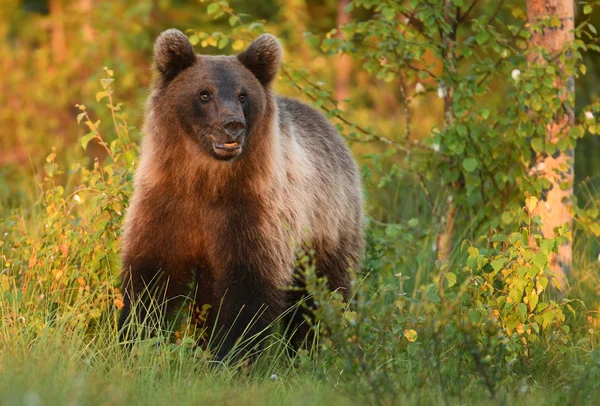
[
  {"x1": 1, "y1": 68, "x2": 135, "y2": 336},
  {"x1": 301, "y1": 207, "x2": 594, "y2": 403}
]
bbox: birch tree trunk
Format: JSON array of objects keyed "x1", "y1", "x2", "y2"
[
  {"x1": 80, "y1": 0, "x2": 95, "y2": 43},
  {"x1": 436, "y1": 2, "x2": 458, "y2": 261},
  {"x1": 526, "y1": 0, "x2": 575, "y2": 290},
  {"x1": 49, "y1": 0, "x2": 67, "y2": 64}
]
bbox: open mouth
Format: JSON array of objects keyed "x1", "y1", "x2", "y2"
[
  {"x1": 212, "y1": 140, "x2": 243, "y2": 159},
  {"x1": 214, "y1": 141, "x2": 241, "y2": 151},
  {"x1": 218, "y1": 141, "x2": 240, "y2": 149}
]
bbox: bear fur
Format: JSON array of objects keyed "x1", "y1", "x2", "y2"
[{"x1": 118, "y1": 29, "x2": 364, "y2": 359}]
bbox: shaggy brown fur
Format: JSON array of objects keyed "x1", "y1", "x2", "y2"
[{"x1": 118, "y1": 29, "x2": 364, "y2": 359}]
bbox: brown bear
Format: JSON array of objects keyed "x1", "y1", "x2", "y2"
[{"x1": 118, "y1": 29, "x2": 364, "y2": 360}]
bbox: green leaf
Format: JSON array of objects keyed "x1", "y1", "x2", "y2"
[
  {"x1": 531, "y1": 138, "x2": 543, "y2": 152},
  {"x1": 542, "y1": 310, "x2": 554, "y2": 326},
  {"x1": 306, "y1": 34, "x2": 320, "y2": 47},
  {"x1": 77, "y1": 112, "x2": 86, "y2": 125},
  {"x1": 44, "y1": 162, "x2": 58, "y2": 177},
  {"x1": 501, "y1": 212, "x2": 513, "y2": 225},
  {"x1": 81, "y1": 132, "x2": 96, "y2": 150},
  {"x1": 207, "y1": 3, "x2": 219, "y2": 14},
  {"x1": 382, "y1": 7, "x2": 395, "y2": 20},
  {"x1": 538, "y1": 276, "x2": 549, "y2": 291},
  {"x1": 529, "y1": 292, "x2": 539, "y2": 312},
  {"x1": 462, "y1": 158, "x2": 478, "y2": 172},
  {"x1": 100, "y1": 78, "x2": 114, "y2": 89},
  {"x1": 517, "y1": 303, "x2": 528, "y2": 320},
  {"x1": 218, "y1": 37, "x2": 229, "y2": 49},
  {"x1": 476, "y1": 30, "x2": 491, "y2": 45},
  {"x1": 491, "y1": 257, "x2": 506, "y2": 271},
  {"x1": 527, "y1": 265, "x2": 540, "y2": 279},
  {"x1": 445, "y1": 272, "x2": 457, "y2": 288},
  {"x1": 532, "y1": 252, "x2": 547, "y2": 270},
  {"x1": 490, "y1": 234, "x2": 507, "y2": 243},
  {"x1": 584, "y1": 5, "x2": 593, "y2": 15},
  {"x1": 540, "y1": 239, "x2": 554, "y2": 255},
  {"x1": 569, "y1": 126, "x2": 585, "y2": 139},
  {"x1": 468, "y1": 309, "x2": 481, "y2": 324},
  {"x1": 426, "y1": 288, "x2": 440, "y2": 303},
  {"x1": 344, "y1": 311, "x2": 357, "y2": 323}
]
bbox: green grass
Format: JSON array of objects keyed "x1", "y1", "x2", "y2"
[
  {"x1": 0, "y1": 321, "x2": 597, "y2": 406},
  {"x1": 0, "y1": 336, "x2": 342, "y2": 405}
]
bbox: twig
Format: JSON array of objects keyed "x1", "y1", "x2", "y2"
[
  {"x1": 458, "y1": 0, "x2": 479, "y2": 22},
  {"x1": 281, "y1": 66, "x2": 414, "y2": 154}
]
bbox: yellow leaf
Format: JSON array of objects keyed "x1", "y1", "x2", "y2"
[
  {"x1": 525, "y1": 196, "x2": 538, "y2": 213},
  {"x1": 404, "y1": 329, "x2": 418, "y2": 342},
  {"x1": 96, "y1": 91, "x2": 108, "y2": 102},
  {"x1": 0, "y1": 275, "x2": 9, "y2": 292},
  {"x1": 114, "y1": 297, "x2": 124, "y2": 310},
  {"x1": 232, "y1": 39, "x2": 245, "y2": 51}
]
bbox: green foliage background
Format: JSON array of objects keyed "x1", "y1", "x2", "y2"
[{"x1": 1, "y1": 0, "x2": 600, "y2": 404}]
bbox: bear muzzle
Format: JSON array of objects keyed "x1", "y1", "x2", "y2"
[{"x1": 211, "y1": 116, "x2": 246, "y2": 160}]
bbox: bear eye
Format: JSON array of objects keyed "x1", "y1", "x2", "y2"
[
  {"x1": 238, "y1": 93, "x2": 247, "y2": 102},
  {"x1": 200, "y1": 91, "x2": 211, "y2": 103}
]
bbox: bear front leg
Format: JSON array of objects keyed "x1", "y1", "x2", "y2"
[
  {"x1": 118, "y1": 259, "x2": 192, "y2": 344},
  {"x1": 282, "y1": 246, "x2": 356, "y2": 353},
  {"x1": 211, "y1": 262, "x2": 286, "y2": 362}
]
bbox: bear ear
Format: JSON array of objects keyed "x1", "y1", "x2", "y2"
[
  {"x1": 154, "y1": 29, "x2": 196, "y2": 81},
  {"x1": 237, "y1": 34, "x2": 283, "y2": 86}
]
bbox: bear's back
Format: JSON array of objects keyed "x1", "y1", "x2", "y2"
[
  {"x1": 277, "y1": 96, "x2": 358, "y2": 177},
  {"x1": 274, "y1": 96, "x2": 363, "y2": 254}
]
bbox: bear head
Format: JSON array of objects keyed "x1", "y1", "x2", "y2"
[{"x1": 152, "y1": 29, "x2": 283, "y2": 161}]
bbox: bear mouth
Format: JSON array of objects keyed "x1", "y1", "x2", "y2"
[{"x1": 212, "y1": 140, "x2": 243, "y2": 159}]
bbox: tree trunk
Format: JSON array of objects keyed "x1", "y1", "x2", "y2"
[
  {"x1": 80, "y1": 0, "x2": 95, "y2": 43},
  {"x1": 49, "y1": 0, "x2": 67, "y2": 64},
  {"x1": 335, "y1": 0, "x2": 352, "y2": 109},
  {"x1": 526, "y1": 0, "x2": 575, "y2": 290},
  {"x1": 436, "y1": 2, "x2": 458, "y2": 261},
  {"x1": 286, "y1": 0, "x2": 310, "y2": 61}
]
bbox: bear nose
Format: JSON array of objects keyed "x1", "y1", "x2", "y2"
[{"x1": 223, "y1": 116, "x2": 246, "y2": 139}]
